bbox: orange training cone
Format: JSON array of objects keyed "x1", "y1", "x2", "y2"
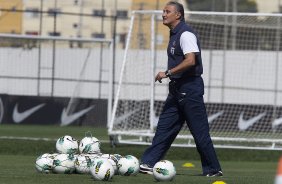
[{"x1": 275, "y1": 157, "x2": 282, "y2": 184}]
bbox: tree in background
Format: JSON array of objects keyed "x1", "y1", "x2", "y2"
[{"x1": 186, "y1": 0, "x2": 257, "y2": 12}]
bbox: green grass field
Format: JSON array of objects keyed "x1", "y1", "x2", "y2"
[{"x1": 0, "y1": 125, "x2": 280, "y2": 184}]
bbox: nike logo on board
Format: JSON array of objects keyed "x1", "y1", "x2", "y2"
[
  {"x1": 272, "y1": 117, "x2": 282, "y2": 129},
  {"x1": 238, "y1": 112, "x2": 266, "y2": 131},
  {"x1": 114, "y1": 109, "x2": 139, "y2": 125},
  {"x1": 13, "y1": 103, "x2": 45, "y2": 123},
  {"x1": 208, "y1": 111, "x2": 224, "y2": 124},
  {"x1": 60, "y1": 105, "x2": 94, "y2": 126}
]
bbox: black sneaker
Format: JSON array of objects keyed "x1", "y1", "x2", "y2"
[
  {"x1": 139, "y1": 164, "x2": 153, "y2": 175},
  {"x1": 206, "y1": 171, "x2": 223, "y2": 177}
]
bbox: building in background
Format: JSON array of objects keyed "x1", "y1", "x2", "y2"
[
  {"x1": 0, "y1": 0, "x2": 23, "y2": 34},
  {"x1": 256, "y1": 0, "x2": 281, "y2": 13},
  {"x1": 0, "y1": 0, "x2": 281, "y2": 49},
  {"x1": 0, "y1": 0, "x2": 188, "y2": 49},
  {"x1": 22, "y1": 0, "x2": 131, "y2": 39}
]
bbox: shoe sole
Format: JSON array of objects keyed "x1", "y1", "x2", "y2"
[
  {"x1": 206, "y1": 172, "x2": 223, "y2": 177},
  {"x1": 139, "y1": 170, "x2": 153, "y2": 175},
  {"x1": 206, "y1": 174, "x2": 223, "y2": 177}
]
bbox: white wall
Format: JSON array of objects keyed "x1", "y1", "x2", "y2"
[{"x1": 0, "y1": 48, "x2": 281, "y2": 105}]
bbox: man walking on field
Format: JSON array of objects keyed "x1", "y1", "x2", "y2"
[{"x1": 139, "y1": 1, "x2": 223, "y2": 177}]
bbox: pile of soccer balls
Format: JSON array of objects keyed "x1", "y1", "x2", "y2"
[{"x1": 35, "y1": 134, "x2": 176, "y2": 181}]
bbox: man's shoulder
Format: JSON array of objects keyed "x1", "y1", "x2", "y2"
[
  {"x1": 180, "y1": 31, "x2": 196, "y2": 39},
  {"x1": 182, "y1": 23, "x2": 194, "y2": 31},
  {"x1": 180, "y1": 24, "x2": 198, "y2": 37}
]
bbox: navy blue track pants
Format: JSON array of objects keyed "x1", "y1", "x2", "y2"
[{"x1": 141, "y1": 76, "x2": 221, "y2": 175}]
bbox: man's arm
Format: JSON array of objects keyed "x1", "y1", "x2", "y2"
[
  {"x1": 155, "y1": 31, "x2": 198, "y2": 83},
  {"x1": 155, "y1": 53, "x2": 196, "y2": 83},
  {"x1": 170, "y1": 52, "x2": 196, "y2": 74}
]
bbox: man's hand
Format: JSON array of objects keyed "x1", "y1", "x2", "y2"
[{"x1": 155, "y1": 71, "x2": 167, "y2": 83}]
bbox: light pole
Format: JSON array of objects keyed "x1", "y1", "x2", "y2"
[
  {"x1": 231, "y1": 0, "x2": 237, "y2": 50},
  {"x1": 77, "y1": 0, "x2": 83, "y2": 38}
]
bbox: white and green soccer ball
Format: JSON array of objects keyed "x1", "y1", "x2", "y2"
[
  {"x1": 35, "y1": 153, "x2": 57, "y2": 173},
  {"x1": 74, "y1": 154, "x2": 97, "y2": 174},
  {"x1": 56, "y1": 135, "x2": 78, "y2": 154},
  {"x1": 153, "y1": 160, "x2": 176, "y2": 181},
  {"x1": 90, "y1": 158, "x2": 114, "y2": 181},
  {"x1": 53, "y1": 154, "x2": 76, "y2": 174},
  {"x1": 79, "y1": 136, "x2": 101, "y2": 154},
  {"x1": 113, "y1": 154, "x2": 123, "y2": 162},
  {"x1": 100, "y1": 154, "x2": 119, "y2": 175},
  {"x1": 117, "y1": 155, "x2": 139, "y2": 176}
]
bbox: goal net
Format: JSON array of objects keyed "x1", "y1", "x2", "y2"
[{"x1": 108, "y1": 11, "x2": 282, "y2": 150}]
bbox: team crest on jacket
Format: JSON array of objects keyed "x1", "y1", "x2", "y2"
[
  {"x1": 170, "y1": 41, "x2": 176, "y2": 54},
  {"x1": 170, "y1": 47, "x2": 175, "y2": 55}
]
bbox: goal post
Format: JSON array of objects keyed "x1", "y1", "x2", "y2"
[{"x1": 108, "y1": 10, "x2": 282, "y2": 150}]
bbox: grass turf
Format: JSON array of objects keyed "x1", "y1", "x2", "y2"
[
  {"x1": 0, "y1": 125, "x2": 280, "y2": 184},
  {"x1": 0, "y1": 154, "x2": 277, "y2": 184}
]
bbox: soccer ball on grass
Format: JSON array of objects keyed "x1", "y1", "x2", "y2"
[
  {"x1": 117, "y1": 155, "x2": 139, "y2": 176},
  {"x1": 53, "y1": 154, "x2": 76, "y2": 174},
  {"x1": 35, "y1": 153, "x2": 57, "y2": 173},
  {"x1": 79, "y1": 136, "x2": 101, "y2": 154},
  {"x1": 74, "y1": 154, "x2": 95, "y2": 174},
  {"x1": 153, "y1": 160, "x2": 176, "y2": 181},
  {"x1": 90, "y1": 158, "x2": 114, "y2": 181},
  {"x1": 56, "y1": 135, "x2": 78, "y2": 154},
  {"x1": 100, "y1": 153, "x2": 121, "y2": 175}
]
